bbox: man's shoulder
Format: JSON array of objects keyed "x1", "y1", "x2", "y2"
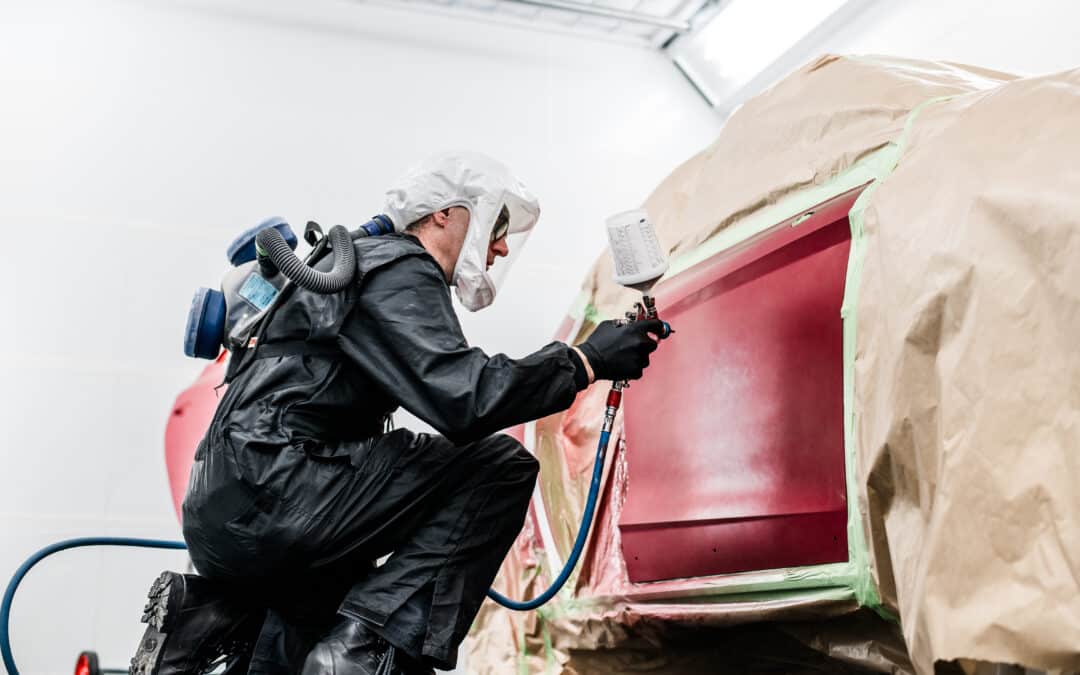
[{"x1": 353, "y1": 233, "x2": 441, "y2": 283}]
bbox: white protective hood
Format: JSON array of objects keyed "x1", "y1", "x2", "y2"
[{"x1": 383, "y1": 151, "x2": 541, "y2": 311}]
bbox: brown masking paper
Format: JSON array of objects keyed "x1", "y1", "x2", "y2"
[{"x1": 465, "y1": 55, "x2": 1078, "y2": 674}]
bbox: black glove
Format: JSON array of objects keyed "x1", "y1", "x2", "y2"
[{"x1": 578, "y1": 319, "x2": 668, "y2": 382}]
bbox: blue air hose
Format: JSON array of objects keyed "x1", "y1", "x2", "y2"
[
  {"x1": 1, "y1": 537, "x2": 187, "y2": 675},
  {"x1": 486, "y1": 427, "x2": 614, "y2": 611},
  {"x1": 487, "y1": 305, "x2": 666, "y2": 611}
]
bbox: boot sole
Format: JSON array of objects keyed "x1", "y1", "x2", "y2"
[{"x1": 129, "y1": 571, "x2": 184, "y2": 675}]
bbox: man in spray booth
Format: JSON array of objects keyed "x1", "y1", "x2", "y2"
[{"x1": 131, "y1": 152, "x2": 668, "y2": 675}]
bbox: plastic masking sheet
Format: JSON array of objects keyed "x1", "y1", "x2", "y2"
[{"x1": 466, "y1": 55, "x2": 1079, "y2": 673}]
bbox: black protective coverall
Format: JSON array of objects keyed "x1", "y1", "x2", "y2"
[{"x1": 182, "y1": 233, "x2": 584, "y2": 671}]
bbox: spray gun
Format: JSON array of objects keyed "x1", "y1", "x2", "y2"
[
  {"x1": 598, "y1": 208, "x2": 672, "y2": 445},
  {"x1": 487, "y1": 208, "x2": 670, "y2": 611}
]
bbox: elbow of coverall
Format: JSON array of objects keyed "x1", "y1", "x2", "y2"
[{"x1": 431, "y1": 399, "x2": 504, "y2": 446}]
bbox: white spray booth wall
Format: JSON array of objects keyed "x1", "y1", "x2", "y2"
[{"x1": 0, "y1": 0, "x2": 720, "y2": 671}]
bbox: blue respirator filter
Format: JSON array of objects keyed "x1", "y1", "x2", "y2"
[
  {"x1": 183, "y1": 217, "x2": 295, "y2": 359},
  {"x1": 227, "y1": 217, "x2": 297, "y2": 266},
  {"x1": 183, "y1": 287, "x2": 227, "y2": 359}
]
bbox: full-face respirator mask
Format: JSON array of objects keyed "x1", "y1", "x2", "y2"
[{"x1": 383, "y1": 151, "x2": 540, "y2": 311}]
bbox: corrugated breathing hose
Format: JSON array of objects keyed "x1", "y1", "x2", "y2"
[{"x1": 256, "y1": 223, "x2": 355, "y2": 294}]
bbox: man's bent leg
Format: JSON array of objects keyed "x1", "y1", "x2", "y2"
[{"x1": 334, "y1": 431, "x2": 538, "y2": 670}]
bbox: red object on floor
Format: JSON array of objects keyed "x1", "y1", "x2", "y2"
[
  {"x1": 164, "y1": 353, "x2": 227, "y2": 521},
  {"x1": 618, "y1": 188, "x2": 861, "y2": 583}
]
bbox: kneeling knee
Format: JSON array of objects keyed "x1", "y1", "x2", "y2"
[{"x1": 490, "y1": 435, "x2": 540, "y2": 481}]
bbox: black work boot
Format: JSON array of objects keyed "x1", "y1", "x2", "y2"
[
  {"x1": 128, "y1": 571, "x2": 261, "y2": 675},
  {"x1": 301, "y1": 618, "x2": 434, "y2": 675}
]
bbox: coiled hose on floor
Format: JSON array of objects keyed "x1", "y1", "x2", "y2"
[{"x1": 1, "y1": 537, "x2": 187, "y2": 675}]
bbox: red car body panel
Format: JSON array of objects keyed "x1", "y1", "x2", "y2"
[
  {"x1": 619, "y1": 189, "x2": 857, "y2": 582},
  {"x1": 164, "y1": 353, "x2": 226, "y2": 520}
]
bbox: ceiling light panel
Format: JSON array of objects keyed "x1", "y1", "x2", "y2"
[{"x1": 371, "y1": 0, "x2": 704, "y2": 43}]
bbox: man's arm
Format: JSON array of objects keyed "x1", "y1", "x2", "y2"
[{"x1": 338, "y1": 254, "x2": 588, "y2": 444}]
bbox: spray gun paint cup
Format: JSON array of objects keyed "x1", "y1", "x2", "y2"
[{"x1": 605, "y1": 208, "x2": 669, "y2": 293}]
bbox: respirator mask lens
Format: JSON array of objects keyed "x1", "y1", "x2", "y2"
[{"x1": 491, "y1": 205, "x2": 511, "y2": 244}]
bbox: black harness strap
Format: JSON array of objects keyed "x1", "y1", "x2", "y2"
[
  {"x1": 251, "y1": 340, "x2": 341, "y2": 359},
  {"x1": 223, "y1": 233, "x2": 333, "y2": 384}
]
